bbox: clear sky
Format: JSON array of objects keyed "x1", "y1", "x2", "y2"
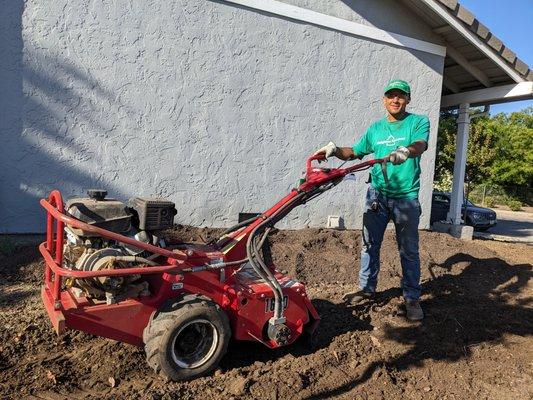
[{"x1": 457, "y1": 0, "x2": 532, "y2": 115}]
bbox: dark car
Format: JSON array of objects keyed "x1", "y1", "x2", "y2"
[{"x1": 430, "y1": 192, "x2": 497, "y2": 231}]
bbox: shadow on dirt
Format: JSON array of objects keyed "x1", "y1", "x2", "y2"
[
  {"x1": 0, "y1": 287, "x2": 39, "y2": 306},
  {"x1": 0, "y1": 245, "x2": 41, "y2": 307},
  {"x1": 306, "y1": 253, "x2": 533, "y2": 399},
  {"x1": 0, "y1": 245, "x2": 42, "y2": 285}
]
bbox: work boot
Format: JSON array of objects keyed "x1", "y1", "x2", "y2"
[
  {"x1": 405, "y1": 300, "x2": 424, "y2": 321},
  {"x1": 342, "y1": 290, "x2": 374, "y2": 304}
]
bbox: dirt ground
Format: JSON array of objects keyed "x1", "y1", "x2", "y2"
[{"x1": 1, "y1": 228, "x2": 532, "y2": 400}]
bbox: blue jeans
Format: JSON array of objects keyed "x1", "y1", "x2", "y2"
[{"x1": 359, "y1": 186, "x2": 422, "y2": 300}]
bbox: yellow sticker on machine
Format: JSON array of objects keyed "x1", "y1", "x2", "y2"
[{"x1": 221, "y1": 232, "x2": 246, "y2": 254}]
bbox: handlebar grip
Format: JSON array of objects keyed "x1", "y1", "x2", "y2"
[
  {"x1": 306, "y1": 154, "x2": 326, "y2": 173},
  {"x1": 305, "y1": 154, "x2": 389, "y2": 181}
]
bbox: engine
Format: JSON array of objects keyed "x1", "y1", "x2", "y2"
[{"x1": 63, "y1": 189, "x2": 177, "y2": 303}]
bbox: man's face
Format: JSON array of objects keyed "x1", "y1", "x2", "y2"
[{"x1": 383, "y1": 89, "x2": 410, "y2": 116}]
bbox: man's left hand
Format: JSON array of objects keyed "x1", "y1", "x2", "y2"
[{"x1": 389, "y1": 146, "x2": 410, "y2": 165}]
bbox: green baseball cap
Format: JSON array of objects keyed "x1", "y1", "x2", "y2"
[{"x1": 384, "y1": 79, "x2": 411, "y2": 95}]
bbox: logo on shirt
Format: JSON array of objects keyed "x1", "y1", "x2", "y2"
[{"x1": 377, "y1": 135, "x2": 406, "y2": 147}]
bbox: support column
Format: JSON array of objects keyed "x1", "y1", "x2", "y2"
[{"x1": 447, "y1": 103, "x2": 470, "y2": 225}]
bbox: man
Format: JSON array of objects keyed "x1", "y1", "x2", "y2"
[{"x1": 314, "y1": 79, "x2": 429, "y2": 321}]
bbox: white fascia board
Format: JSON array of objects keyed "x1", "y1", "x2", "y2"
[
  {"x1": 441, "y1": 82, "x2": 533, "y2": 108},
  {"x1": 419, "y1": 0, "x2": 526, "y2": 83},
  {"x1": 221, "y1": 0, "x2": 446, "y2": 57}
]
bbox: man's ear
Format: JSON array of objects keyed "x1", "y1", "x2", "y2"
[{"x1": 406, "y1": 96, "x2": 411, "y2": 105}]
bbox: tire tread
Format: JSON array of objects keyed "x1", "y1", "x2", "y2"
[{"x1": 142, "y1": 294, "x2": 230, "y2": 381}]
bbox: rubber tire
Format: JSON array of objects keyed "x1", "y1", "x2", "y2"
[{"x1": 143, "y1": 295, "x2": 231, "y2": 381}]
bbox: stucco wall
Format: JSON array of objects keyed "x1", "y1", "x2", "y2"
[
  {"x1": 283, "y1": 0, "x2": 445, "y2": 44},
  {"x1": 0, "y1": 0, "x2": 443, "y2": 233}
]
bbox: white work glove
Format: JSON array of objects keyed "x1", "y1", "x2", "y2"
[
  {"x1": 389, "y1": 146, "x2": 410, "y2": 165},
  {"x1": 314, "y1": 141, "x2": 337, "y2": 159}
]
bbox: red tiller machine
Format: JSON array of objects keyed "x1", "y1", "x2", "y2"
[{"x1": 40, "y1": 155, "x2": 387, "y2": 380}]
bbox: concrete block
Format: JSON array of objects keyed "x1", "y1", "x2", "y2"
[
  {"x1": 501, "y1": 47, "x2": 516, "y2": 64},
  {"x1": 456, "y1": 6, "x2": 475, "y2": 25},
  {"x1": 450, "y1": 224, "x2": 473, "y2": 240},
  {"x1": 514, "y1": 58, "x2": 529, "y2": 76},
  {"x1": 431, "y1": 222, "x2": 473, "y2": 240},
  {"x1": 326, "y1": 215, "x2": 345, "y2": 230},
  {"x1": 487, "y1": 34, "x2": 503, "y2": 52},
  {"x1": 438, "y1": 0, "x2": 458, "y2": 11},
  {"x1": 470, "y1": 20, "x2": 490, "y2": 40}
]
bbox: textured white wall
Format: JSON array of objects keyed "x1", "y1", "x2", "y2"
[
  {"x1": 0, "y1": 0, "x2": 443, "y2": 233},
  {"x1": 283, "y1": 0, "x2": 444, "y2": 44}
]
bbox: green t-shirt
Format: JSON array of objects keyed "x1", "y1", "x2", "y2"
[{"x1": 352, "y1": 113, "x2": 429, "y2": 199}]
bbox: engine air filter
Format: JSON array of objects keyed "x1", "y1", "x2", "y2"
[{"x1": 128, "y1": 197, "x2": 177, "y2": 231}]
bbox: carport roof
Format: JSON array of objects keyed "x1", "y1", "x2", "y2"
[{"x1": 401, "y1": 0, "x2": 532, "y2": 105}]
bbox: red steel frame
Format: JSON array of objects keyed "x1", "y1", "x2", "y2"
[
  {"x1": 216, "y1": 155, "x2": 387, "y2": 257},
  {"x1": 39, "y1": 156, "x2": 385, "y2": 348}
]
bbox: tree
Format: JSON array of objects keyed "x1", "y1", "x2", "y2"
[
  {"x1": 435, "y1": 107, "x2": 532, "y2": 188},
  {"x1": 435, "y1": 108, "x2": 499, "y2": 186},
  {"x1": 489, "y1": 107, "x2": 533, "y2": 187},
  {"x1": 434, "y1": 110, "x2": 457, "y2": 185}
]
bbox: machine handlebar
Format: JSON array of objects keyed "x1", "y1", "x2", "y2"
[
  {"x1": 305, "y1": 154, "x2": 389, "y2": 187},
  {"x1": 306, "y1": 153, "x2": 327, "y2": 172}
]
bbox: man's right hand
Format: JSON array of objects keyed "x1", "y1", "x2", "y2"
[
  {"x1": 314, "y1": 141, "x2": 337, "y2": 159},
  {"x1": 388, "y1": 146, "x2": 410, "y2": 165}
]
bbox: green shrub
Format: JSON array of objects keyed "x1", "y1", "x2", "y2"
[
  {"x1": 506, "y1": 198, "x2": 522, "y2": 211},
  {"x1": 433, "y1": 170, "x2": 453, "y2": 192},
  {"x1": 468, "y1": 192, "x2": 483, "y2": 205},
  {"x1": 484, "y1": 197, "x2": 496, "y2": 207}
]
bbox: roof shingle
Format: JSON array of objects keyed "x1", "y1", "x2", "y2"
[
  {"x1": 486, "y1": 34, "x2": 504, "y2": 53},
  {"x1": 455, "y1": 5, "x2": 475, "y2": 25},
  {"x1": 438, "y1": 0, "x2": 458, "y2": 11},
  {"x1": 469, "y1": 20, "x2": 489, "y2": 40},
  {"x1": 435, "y1": 0, "x2": 531, "y2": 81}
]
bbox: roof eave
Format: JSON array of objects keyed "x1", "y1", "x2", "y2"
[{"x1": 418, "y1": 0, "x2": 528, "y2": 84}]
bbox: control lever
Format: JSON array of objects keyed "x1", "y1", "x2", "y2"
[{"x1": 381, "y1": 161, "x2": 389, "y2": 185}]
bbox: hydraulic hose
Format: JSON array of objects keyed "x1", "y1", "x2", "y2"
[
  {"x1": 257, "y1": 227, "x2": 271, "y2": 251},
  {"x1": 247, "y1": 223, "x2": 284, "y2": 317},
  {"x1": 246, "y1": 226, "x2": 284, "y2": 319},
  {"x1": 252, "y1": 236, "x2": 284, "y2": 318},
  {"x1": 252, "y1": 183, "x2": 340, "y2": 319},
  {"x1": 181, "y1": 258, "x2": 248, "y2": 273},
  {"x1": 243, "y1": 158, "x2": 381, "y2": 320},
  {"x1": 220, "y1": 215, "x2": 262, "y2": 236},
  {"x1": 215, "y1": 215, "x2": 262, "y2": 248},
  {"x1": 246, "y1": 191, "x2": 309, "y2": 320}
]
